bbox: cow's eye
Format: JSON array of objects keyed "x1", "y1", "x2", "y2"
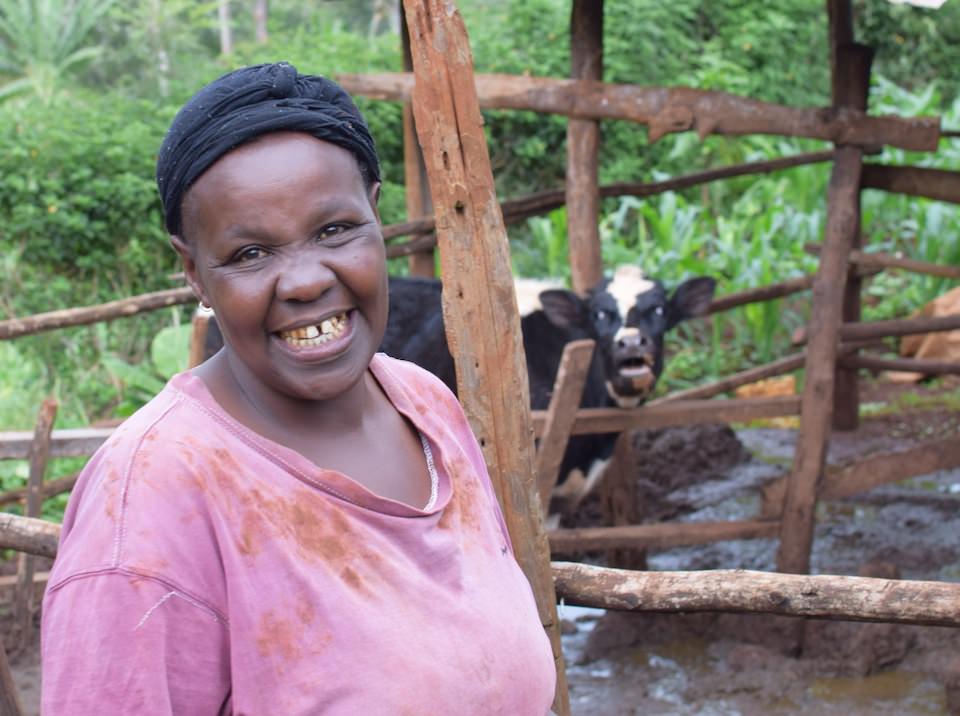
[
  {"x1": 655, "y1": 306, "x2": 664, "y2": 316},
  {"x1": 594, "y1": 309, "x2": 610, "y2": 321}
]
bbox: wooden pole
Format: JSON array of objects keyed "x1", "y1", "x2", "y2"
[
  {"x1": 0, "y1": 515, "x2": 60, "y2": 558},
  {"x1": 400, "y1": 2, "x2": 435, "y2": 278},
  {"x1": 400, "y1": 3, "x2": 569, "y2": 711},
  {"x1": 763, "y1": 435, "x2": 960, "y2": 518},
  {"x1": 337, "y1": 72, "x2": 941, "y2": 151},
  {"x1": 532, "y1": 395, "x2": 801, "y2": 437},
  {"x1": 534, "y1": 340, "x2": 594, "y2": 512},
  {"x1": 14, "y1": 398, "x2": 56, "y2": 652},
  {"x1": 777, "y1": 145, "x2": 864, "y2": 575},
  {"x1": 188, "y1": 306, "x2": 212, "y2": 368},
  {"x1": 552, "y1": 562, "x2": 960, "y2": 628},
  {"x1": 839, "y1": 353, "x2": 960, "y2": 375},
  {"x1": 550, "y1": 520, "x2": 779, "y2": 553},
  {"x1": 649, "y1": 353, "x2": 807, "y2": 404},
  {"x1": 0, "y1": 286, "x2": 195, "y2": 340},
  {"x1": 793, "y1": 312, "x2": 960, "y2": 344},
  {"x1": 806, "y1": 243, "x2": 960, "y2": 279},
  {"x1": 598, "y1": 432, "x2": 648, "y2": 570},
  {"x1": 833, "y1": 43, "x2": 874, "y2": 431},
  {"x1": 566, "y1": 0, "x2": 603, "y2": 295},
  {"x1": 861, "y1": 164, "x2": 960, "y2": 204},
  {"x1": 0, "y1": 637, "x2": 24, "y2": 716},
  {"x1": 0, "y1": 472, "x2": 78, "y2": 507}
]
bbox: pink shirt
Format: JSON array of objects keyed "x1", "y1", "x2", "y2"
[{"x1": 42, "y1": 354, "x2": 556, "y2": 715}]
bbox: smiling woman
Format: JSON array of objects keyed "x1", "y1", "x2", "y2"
[{"x1": 39, "y1": 63, "x2": 556, "y2": 716}]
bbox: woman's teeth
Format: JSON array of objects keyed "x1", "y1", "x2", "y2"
[{"x1": 280, "y1": 313, "x2": 348, "y2": 347}]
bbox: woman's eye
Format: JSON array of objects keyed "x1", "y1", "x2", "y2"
[
  {"x1": 236, "y1": 246, "x2": 266, "y2": 262},
  {"x1": 319, "y1": 223, "x2": 350, "y2": 240}
]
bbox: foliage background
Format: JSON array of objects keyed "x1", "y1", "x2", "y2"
[{"x1": 1, "y1": 0, "x2": 959, "y2": 500}]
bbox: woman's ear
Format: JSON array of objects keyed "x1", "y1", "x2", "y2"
[
  {"x1": 169, "y1": 235, "x2": 211, "y2": 308},
  {"x1": 367, "y1": 181, "x2": 382, "y2": 223}
]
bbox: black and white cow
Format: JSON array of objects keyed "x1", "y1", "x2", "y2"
[{"x1": 380, "y1": 266, "x2": 717, "y2": 492}]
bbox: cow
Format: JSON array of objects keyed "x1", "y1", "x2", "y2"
[{"x1": 379, "y1": 266, "x2": 717, "y2": 504}]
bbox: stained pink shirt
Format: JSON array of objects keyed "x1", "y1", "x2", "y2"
[{"x1": 42, "y1": 354, "x2": 556, "y2": 715}]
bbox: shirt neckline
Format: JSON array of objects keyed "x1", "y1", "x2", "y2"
[{"x1": 168, "y1": 354, "x2": 452, "y2": 518}]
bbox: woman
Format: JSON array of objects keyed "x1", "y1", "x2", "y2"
[{"x1": 41, "y1": 62, "x2": 556, "y2": 715}]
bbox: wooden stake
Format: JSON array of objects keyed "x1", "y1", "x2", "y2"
[
  {"x1": 566, "y1": 0, "x2": 603, "y2": 295},
  {"x1": 15, "y1": 398, "x2": 57, "y2": 652},
  {"x1": 552, "y1": 562, "x2": 960, "y2": 627},
  {"x1": 777, "y1": 146, "x2": 863, "y2": 575},
  {"x1": 0, "y1": 287, "x2": 194, "y2": 340},
  {"x1": 862, "y1": 164, "x2": 960, "y2": 205},
  {"x1": 188, "y1": 306, "x2": 213, "y2": 368},
  {"x1": 400, "y1": 2, "x2": 435, "y2": 278},
  {"x1": 0, "y1": 636, "x2": 24, "y2": 716},
  {"x1": 534, "y1": 340, "x2": 595, "y2": 512},
  {"x1": 599, "y1": 432, "x2": 647, "y2": 570},
  {"x1": 400, "y1": 3, "x2": 568, "y2": 711},
  {"x1": 338, "y1": 72, "x2": 941, "y2": 151},
  {"x1": 833, "y1": 43, "x2": 873, "y2": 431},
  {"x1": 762, "y1": 435, "x2": 960, "y2": 518},
  {"x1": 550, "y1": 519, "x2": 779, "y2": 553}
]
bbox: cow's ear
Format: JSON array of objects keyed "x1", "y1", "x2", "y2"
[
  {"x1": 666, "y1": 277, "x2": 716, "y2": 329},
  {"x1": 538, "y1": 289, "x2": 585, "y2": 329}
]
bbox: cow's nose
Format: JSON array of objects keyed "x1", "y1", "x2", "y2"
[{"x1": 615, "y1": 327, "x2": 647, "y2": 349}]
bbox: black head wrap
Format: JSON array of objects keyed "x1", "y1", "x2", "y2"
[{"x1": 156, "y1": 62, "x2": 381, "y2": 236}]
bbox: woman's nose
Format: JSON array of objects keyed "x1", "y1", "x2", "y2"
[{"x1": 274, "y1": 255, "x2": 336, "y2": 302}]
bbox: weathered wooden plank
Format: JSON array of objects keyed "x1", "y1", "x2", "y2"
[
  {"x1": 762, "y1": 435, "x2": 960, "y2": 518},
  {"x1": 807, "y1": 243, "x2": 960, "y2": 279},
  {"x1": 400, "y1": 2, "x2": 435, "y2": 278},
  {"x1": 777, "y1": 146, "x2": 863, "y2": 575},
  {"x1": 599, "y1": 433, "x2": 647, "y2": 570},
  {"x1": 0, "y1": 287, "x2": 195, "y2": 340},
  {"x1": 833, "y1": 43, "x2": 873, "y2": 431},
  {"x1": 0, "y1": 636, "x2": 24, "y2": 716},
  {"x1": 338, "y1": 72, "x2": 941, "y2": 151},
  {"x1": 400, "y1": 3, "x2": 568, "y2": 711},
  {"x1": 550, "y1": 520, "x2": 780, "y2": 553},
  {"x1": 649, "y1": 354, "x2": 807, "y2": 404},
  {"x1": 839, "y1": 353, "x2": 960, "y2": 374},
  {"x1": 0, "y1": 427, "x2": 112, "y2": 460},
  {"x1": 535, "y1": 340, "x2": 595, "y2": 511},
  {"x1": 0, "y1": 515, "x2": 60, "y2": 559},
  {"x1": 531, "y1": 395, "x2": 801, "y2": 437},
  {"x1": 793, "y1": 313, "x2": 960, "y2": 345},
  {"x1": 862, "y1": 164, "x2": 960, "y2": 205},
  {"x1": 188, "y1": 307, "x2": 212, "y2": 368},
  {"x1": 0, "y1": 473, "x2": 78, "y2": 507},
  {"x1": 15, "y1": 399, "x2": 56, "y2": 651},
  {"x1": 552, "y1": 562, "x2": 960, "y2": 627},
  {"x1": 566, "y1": 0, "x2": 603, "y2": 294}
]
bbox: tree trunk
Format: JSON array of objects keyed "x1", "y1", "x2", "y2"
[
  {"x1": 218, "y1": 0, "x2": 233, "y2": 56},
  {"x1": 253, "y1": 0, "x2": 268, "y2": 44}
]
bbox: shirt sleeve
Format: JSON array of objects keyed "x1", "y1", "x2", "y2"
[{"x1": 42, "y1": 570, "x2": 230, "y2": 715}]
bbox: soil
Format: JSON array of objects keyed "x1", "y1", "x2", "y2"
[
  {"x1": 561, "y1": 376, "x2": 960, "y2": 715},
  {"x1": 6, "y1": 378, "x2": 959, "y2": 715}
]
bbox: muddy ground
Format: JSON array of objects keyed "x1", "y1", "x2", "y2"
[
  {"x1": 561, "y1": 377, "x2": 960, "y2": 715},
  {"x1": 6, "y1": 377, "x2": 960, "y2": 715}
]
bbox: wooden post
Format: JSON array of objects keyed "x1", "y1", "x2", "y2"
[
  {"x1": 566, "y1": 0, "x2": 603, "y2": 295},
  {"x1": 0, "y1": 637, "x2": 24, "y2": 716},
  {"x1": 400, "y1": 3, "x2": 569, "y2": 712},
  {"x1": 776, "y1": 152, "x2": 863, "y2": 573},
  {"x1": 599, "y1": 432, "x2": 648, "y2": 570},
  {"x1": 534, "y1": 340, "x2": 594, "y2": 512},
  {"x1": 400, "y1": 2, "x2": 435, "y2": 277},
  {"x1": 14, "y1": 398, "x2": 56, "y2": 652},
  {"x1": 832, "y1": 43, "x2": 874, "y2": 430}
]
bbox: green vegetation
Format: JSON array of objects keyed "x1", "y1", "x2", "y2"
[{"x1": 1, "y1": 0, "x2": 959, "y2": 511}]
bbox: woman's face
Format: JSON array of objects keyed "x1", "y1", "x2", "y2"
[{"x1": 173, "y1": 132, "x2": 387, "y2": 404}]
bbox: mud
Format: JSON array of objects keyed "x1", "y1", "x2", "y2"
[{"x1": 562, "y1": 378, "x2": 960, "y2": 715}]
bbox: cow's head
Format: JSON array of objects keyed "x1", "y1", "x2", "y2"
[{"x1": 605, "y1": 266, "x2": 716, "y2": 407}]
